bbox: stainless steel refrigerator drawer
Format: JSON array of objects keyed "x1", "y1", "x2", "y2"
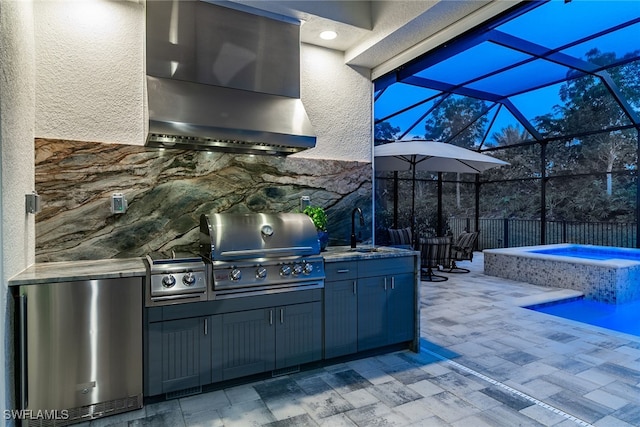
[{"x1": 16, "y1": 277, "x2": 143, "y2": 424}]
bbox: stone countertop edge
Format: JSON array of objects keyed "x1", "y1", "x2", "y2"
[
  {"x1": 8, "y1": 258, "x2": 147, "y2": 286},
  {"x1": 322, "y1": 245, "x2": 420, "y2": 262},
  {"x1": 8, "y1": 246, "x2": 418, "y2": 286}
]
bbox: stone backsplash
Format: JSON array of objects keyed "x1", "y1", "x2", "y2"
[{"x1": 35, "y1": 139, "x2": 372, "y2": 262}]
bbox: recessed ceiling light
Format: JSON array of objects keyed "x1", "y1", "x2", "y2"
[{"x1": 319, "y1": 30, "x2": 337, "y2": 40}]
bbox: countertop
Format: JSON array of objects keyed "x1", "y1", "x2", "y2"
[
  {"x1": 8, "y1": 246, "x2": 419, "y2": 286},
  {"x1": 322, "y1": 245, "x2": 419, "y2": 262},
  {"x1": 8, "y1": 258, "x2": 147, "y2": 286}
]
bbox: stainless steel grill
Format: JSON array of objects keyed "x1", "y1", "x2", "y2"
[
  {"x1": 200, "y1": 212, "x2": 325, "y2": 299},
  {"x1": 144, "y1": 252, "x2": 208, "y2": 306}
]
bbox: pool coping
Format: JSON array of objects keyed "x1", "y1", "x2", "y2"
[
  {"x1": 484, "y1": 243, "x2": 640, "y2": 268},
  {"x1": 511, "y1": 289, "x2": 585, "y2": 308}
]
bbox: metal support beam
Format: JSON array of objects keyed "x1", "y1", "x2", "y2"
[
  {"x1": 636, "y1": 128, "x2": 640, "y2": 248},
  {"x1": 437, "y1": 172, "x2": 443, "y2": 236},
  {"x1": 597, "y1": 72, "x2": 640, "y2": 126},
  {"x1": 475, "y1": 175, "x2": 480, "y2": 234},
  {"x1": 399, "y1": 93, "x2": 450, "y2": 140},
  {"x1": 395, "y1": 1, "x2": 545, "y2": 79},
  {"x1": 401, "y1": 78, "x2": 543, "y2": 143},
  {"x1": 500, "y1": 99, "x2": 543, "y2": 141},
  {"x1": 479, "y1": 105, "x2": 502, "y2": 149},
  {"x1": 374, "y1": 72, "x2": 397, "y2": 93},
  {"x1": 402, "y1": 75, "x2": 504, "y2": 103},
  {"x1": 442, "y1": 103, "x2": 498, "y2": 145},
  {"x1": 489, "y1": 29, "x2": 600, "y2": 73},
  {"x1": 393, "y1": 171, "x2": 398, "y2": 229},
  {"x1": 541, "y1": 142, "x2": 547, "y2": 245}
]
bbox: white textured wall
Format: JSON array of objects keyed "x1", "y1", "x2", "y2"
[
  {"x1": 33, "y1": 1, "x2": 372, "y2": 161},
  {"x1": 298, "y1": 44, "x2": 372, "y2": 162},
  {"x1": 1, "y1": 0, "x2": 36, "y2": 421},
  {"x1": 2, "y1": 0, "x2": 373, "y2": 419},
  {"x1": 34, "y1": 0, "x2": 145, "y2": 145}
]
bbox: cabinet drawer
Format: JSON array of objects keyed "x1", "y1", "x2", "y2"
[
  {"x1": 325, "y1": 261, "x2": 357, "y2": 281},
  {"x1": 358, "y1": 257, "x2": 414, "y2": 277}
]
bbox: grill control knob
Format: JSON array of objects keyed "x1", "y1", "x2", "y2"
[
  {"x1": 256, "y1": 266, "x2": 268, "y2": 279},
  {"x1": 292, "y1": 264, "x2": 303, "y2": 276},
  {"x1": 229, "y1": 268, "x2": 242, "y2": 281},
  {"x1": 162, "y1": 275, "x2": 176, "y2": 288},
  {"x1": 303, "y1": 263, "x2": 314, "y2": 275},
  {"x1": 182, "y1": 272, "x2": 196, "y2": 286},
  {"x1": 280, "y1": 265, "x2": 292, "y2": 277}
]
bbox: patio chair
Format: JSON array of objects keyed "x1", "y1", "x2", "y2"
[
  {"x1": 447, "y1": 231, "x2": 479, "y2": 273},
  {"x1": 387, "y1": 227, "x2": 413, "y2": 249},
  {"x1": 419, "y1": 236, "x2": 452, "y2": 282}
]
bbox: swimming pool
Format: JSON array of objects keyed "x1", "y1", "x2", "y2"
[
  {"x1": 530, "y1": 245, "x2": 640, "y2": 261},
  {"x1": 484, "y1": 244, "x2": 640, "y2": 304},
  {"x1": 526, "y1": 298, "x2": 640, "y2": 337}
]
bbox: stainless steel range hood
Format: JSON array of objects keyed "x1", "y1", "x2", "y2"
[{"x1": 145, "y1": 1, "x2": 316, "y2": 155}]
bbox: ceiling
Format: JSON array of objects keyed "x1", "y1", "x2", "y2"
[{"x1": 224, "y1": 0, "x2": 521, "y2": 74}]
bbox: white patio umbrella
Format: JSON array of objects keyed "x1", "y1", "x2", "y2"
[{"x1": 374, "y1": 140, "x2": 509, "y2": 242}]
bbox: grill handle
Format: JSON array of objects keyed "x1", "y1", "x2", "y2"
[
  {"x1": 220, "y1": 247, "x2": 315, "y2": 257},
  {"x1": 150, "y1": 293, "x2": 205, "y2": 302},
  {"x1": 17, "y1": 294, "x2": 28, "y2": 409}
]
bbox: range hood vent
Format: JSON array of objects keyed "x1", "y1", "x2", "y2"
[{"x1": 145, "y1": 1, "x2": 316, "y2": 156}]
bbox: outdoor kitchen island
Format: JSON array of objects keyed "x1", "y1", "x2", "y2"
[
  {"x1": 9, "y1": 246, "x2": 420, "y2": 410},
  {"x1": 144, "y1": 246, "x2": 420, "y2": 400}
]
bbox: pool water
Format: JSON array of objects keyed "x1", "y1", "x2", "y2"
[
  {"x1": 528, "y1": 299, "x2": 640, "y2": 337},
  {"x1": 530, "y1": 245, "x2": 640, "y2": 261}
]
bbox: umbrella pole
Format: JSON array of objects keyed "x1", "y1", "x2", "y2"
[
  {"x1": 437, "y1": 172, "x2": 443, "y2": 237},
  {"x1": 393, "y1": 171, "x2": 398, "y2": 228},
  {"x1": 412, "y1": 165, "x2": 416, "y2": 249}
]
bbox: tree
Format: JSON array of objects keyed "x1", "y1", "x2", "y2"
[
  {"x1": 477, "y1": 126, "x2": 540, "y2": 219},
  {"x1": 374, "y1": 121, "x2": 400, "y2": 145},
  {"x1": 422, "y1": 97, "x2": 491, "y2": 209},
  {"x1": 423, "y1": 97, "x2": 488, "y2": 148},
  {"x1": 537, "y1": 49, "x2": 640, "y2": 198},
  {"x1": 491, "y1": 125, "x2": 529, "y2": 147}
]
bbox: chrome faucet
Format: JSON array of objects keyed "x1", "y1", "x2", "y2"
[{"x1": 351, "y1": 207, "x2": 365, "y2": 248}]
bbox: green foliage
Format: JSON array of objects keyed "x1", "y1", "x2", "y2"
[
  {"x1": 374, "y1": 48, "x2": 640, "y2": 228},
  {"x1": 423, "y1": 97, "x2": 488, "y2": 148},
  {"x1": 303, "y1": 206, "x2": 328, "y2": 231},
  {"x1": 478, "y1": 49, "x2": 639, "y2": 223},
  {"x1": 374, "y1": 121, "x2": 401, "y2": 144}
]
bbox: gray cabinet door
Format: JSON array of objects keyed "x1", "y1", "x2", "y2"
[
  {"x1": 276, "y1": 302, "x2": 322, "y2": 368},
  {"x1": 219, "y1": 308, "x2": 275, "y2": 380},
  {"x1": 357, "y1": 276, "x2": 388, "y2": 351},
  {"x1": 147, "y1": 317, "x2": 210, "y2": 396},
  {"x1": 324, "y1": 280, "x2": 357, "y2": 359},
  {"x1": 387, "y1": 272, "x2": 415, "y2": 344}
]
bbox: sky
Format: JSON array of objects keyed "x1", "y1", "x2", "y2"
[{"x1": 374, "y1": 0, "x2": 640, "y2": 144}]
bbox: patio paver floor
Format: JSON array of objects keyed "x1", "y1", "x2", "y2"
[{"x1": 84, "y1": 252, "x2": 640, "y2": 427}]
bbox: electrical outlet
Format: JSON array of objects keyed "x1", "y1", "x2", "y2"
[{"x1": 111, "y1": 193, "x2": 128, "y2": 214}]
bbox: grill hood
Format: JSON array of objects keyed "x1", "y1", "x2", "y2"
[
  {"x1": 200, "y1": 212, "x2": 321, "y2": 261},
  {"x1": 145, "y1": 1, "x2": 316, "y2": 156}
]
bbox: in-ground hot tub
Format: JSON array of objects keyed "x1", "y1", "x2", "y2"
[{"x1": 484, "y1": 244, "x2": 640, "y2": 304}]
